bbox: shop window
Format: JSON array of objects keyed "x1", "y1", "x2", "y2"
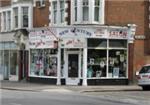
[
  {"x1": 10, "y1": 51, "x2": 18, "y2": 75},
  {"x1": 0, "y1": 51, "x2": 4, "y2": 75},
  {"x1": 30, "y1": 49, "x2": 57, "y2": 77},
  {"x1": 109, "y1": 40, "x2": 127, "y2": 48},
  {"x1": 87, "y1": 49, "x2": 107, "y2": 78},
  {"x1": 108, "y1": 50, "x2": 127, "y2": 78},
  {"x1": 88, "y1": 39, "x2": 107, "y2": 48}
]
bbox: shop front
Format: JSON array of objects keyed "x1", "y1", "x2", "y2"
[
  {"x1": 0, "y1": 32, "x2": 19, "y2": 81},
  {"x1": 28, "y1": 25, "x2": 135, "y2": 85},
  {"x1": 58, "y1": 26, "x2": 129, "y2": 85},
  {"x1": 28, "y1": 28, "x2": 59, "y2": 84}
]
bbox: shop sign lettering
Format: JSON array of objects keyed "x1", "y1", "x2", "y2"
[
  {"x1": 93, "y1": 28, "x2": 107, "y2": 38},
  {"x1": 29, "y1": 29, "x2": 57, "y2": 48},
  {"x1": 109, "y1": 30, "x2": 128, "y2": 39},
  {"x1": 61, "y1": 38, "x2": 86, "y2": 48},
  {"x1": 59, "y1": 28, "x2": 92, "y2": 37}
]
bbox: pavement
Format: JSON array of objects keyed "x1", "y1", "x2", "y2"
[{"x1": 0, "y1": 80, "x2": 142, "y2": 93}]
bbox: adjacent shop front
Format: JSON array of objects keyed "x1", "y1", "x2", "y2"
[
  {"x1": 28, "y1": 28, "x2": 59, "y2": 83},
  {"x1": 0, "y1": 32, "x2": 19, "y2": 81},
  {"x1": 28, "y1": 26, "x2": 135, "y2": 85}
]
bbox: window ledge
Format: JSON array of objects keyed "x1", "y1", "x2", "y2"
[{"x1": 37, "y1": 4, "x2": 46, "y2": 9}]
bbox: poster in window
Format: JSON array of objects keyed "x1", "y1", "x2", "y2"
[{"x1": 113, "y1": 67, "x2": 119, "y2": 78}]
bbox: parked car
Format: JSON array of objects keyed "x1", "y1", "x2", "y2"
[{"x1": 137, "y1": 64, "x2": 150, "y2": 90}]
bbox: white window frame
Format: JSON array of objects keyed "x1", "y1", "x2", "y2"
[
  {"x1": 52, "y1": 1, "x2": 57, "y2": 24},
  {"x1": 94, "y1": 0, "x2": 100, "y2": 22},
  {"x1": 74, "y1": 0, "x2": 77, "y2": 22},
  {"x1": 82, "y1": 0, "x2": 89, "y2": 22},
  {"x1": 13, "y1": 7, "x2": 18, "y2": 29},
  {"x1": 7, "y1": 11, "x2": 11, "y2": 31},
  {"x1": 71, "y1": 0, "x2": 105, "y2": 25},
  {"x1": 22, "y1": 7, "x2": 29, "y2": 28},
  {"x1": 3, "y1": 12, "x2": 6, "y2": 31},
  {"x1": 60, "y1": 0, "x2": 65, "y2": 23}
]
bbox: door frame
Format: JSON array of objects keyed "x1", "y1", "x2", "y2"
[{"x1": 65, "y1": 50, "x2": 81, "y2": 85}]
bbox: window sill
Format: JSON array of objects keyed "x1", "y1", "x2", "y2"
[{"x1": 37, "y1": 5, "x2": 46, "y2": 9}]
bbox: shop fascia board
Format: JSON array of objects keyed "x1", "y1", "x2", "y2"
[
  {"x1": 0, "y1": 31, "x2": 16, "y2": 42},
  {"x1": 29, "y1": 25, "x2": 128, "y2": 30}
]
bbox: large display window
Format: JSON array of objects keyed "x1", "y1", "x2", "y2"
[
  {"x1": 108, "y1": 39, "x2": 127, "y2": 78},
  {"x1": 108, "y1": 50, "x2": 127, "y2": 78},
  {"x1": 87, "y1": 39, "x2": 128, "y2": 79},
  {"x1": 87, "y1": 39, "x2": 107, "y2": 78},
  {"x1": 88, "y1": 49, "x2": 107, "y2": 78},
  {"x1": 30, "y1": 49, "x2": 57, "y2": 77}
]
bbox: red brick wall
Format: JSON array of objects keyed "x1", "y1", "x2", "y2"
[
  {"x1": 105, "y1": 0, "x2": 150, "y2": 82},
  {"x1": 0, "y1": 0, "x2": 11, "y2": 7},
  {"x1": 33, "y1": 1, "x2": 50, "y2": 27}
]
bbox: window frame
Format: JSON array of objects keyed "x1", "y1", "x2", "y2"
[
  {"x1": 52, "y1": 1, "x2": 57, "y2": 24},
  {"x1": 82, "y1": 0, "x2": 89, "y2": 21},
  {"x1": 94, "y1": 0, "x2": 100, "y2": 22},
  {"x1": 22, "y1": 7, "x2": 29, "y2": 28},
  {"x1": 60, "y1": 0, "x2": 65, "y2": 23},
  {"x1": 7, "y1": 11, "x2": 11, "y2": 30},
  {"x1": 13, "y1": 7, "x2": 18, "y2": 28}
]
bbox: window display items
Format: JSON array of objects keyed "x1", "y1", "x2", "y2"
[
  {"x1": 87, "y1": 65, "x2": 93, "y2": 78},
  {"x1": 89, "y1": 58, "x2": 94, "y2": 65},
  {"x1": 30, "y1": 49, "x2": 57, "y2": 77},
  {"x1": 35, "y1": 56, "x2": 43, "y2": 75},
  {"x1": 96, "y1": 71, "x2": 102, "y2": 77}
]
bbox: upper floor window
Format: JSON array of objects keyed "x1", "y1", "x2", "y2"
[
  {"x1": 51, "y1": 0, "x2": 66, "y2": 25},
  {"x1": 7, "y1": 11, "x2": 11, "y2": 30},
  {"x1": 22, "y1": 7, "x2": 28, "y2": 27},
  {"x1": 74, "y1": 0, "x2": 77, "y2": 22},
  {"x1": 52, "y1": 1, "x2": 57, "y2": 24},
  {"x1": 94, "y1": 0, "x2": 100, "y2": 21},
  {"x1": 82, "y1": 0, "x2": 89, "y2": 21},
  {"x1": 71, "y1": 0, "x2": 104, "y2": 24},
  {"x1": 13, "y1": 8, "x2": 18, "y2": 28},
  {"x1": 3, "y1": 12, "x2": 6, "y2": 30},
  {"x1": 60, "y1": 0, "x2": 65, "y2": 23},
  {"x1": 37, "y1": 0, "x2": 45, "y2": 7}
]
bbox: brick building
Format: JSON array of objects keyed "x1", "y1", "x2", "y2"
[{"x1": 0, "y1": 0, "x2": 149, "y2": 85}]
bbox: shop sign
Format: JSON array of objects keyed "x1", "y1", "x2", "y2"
[
  {"x1": 93, "y1": 28, "x2": 107, "y2": 38},
  {"x1": 58, "y1": 27, "x2": 93, "y2": 37},
  {"x1": 29, "y1": 29, "x2": 57, "y2": 49},
  {"x1": 109, "y1": 29, "x2": 128, "y2": 39},
  {"x1": 134, "y1": 35, "x2": 145, "y2": 40},
  {"x1": 61, "y1": 38, "x2": 86, "y2": 48}
]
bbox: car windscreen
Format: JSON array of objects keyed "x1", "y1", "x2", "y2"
[{"x1": 139, "y1": 66, "x2": 150, "y2": 74}]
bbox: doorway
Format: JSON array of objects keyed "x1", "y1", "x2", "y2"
[{"x1": 66, "y1": 51, "x2": 81, "y2": 85}]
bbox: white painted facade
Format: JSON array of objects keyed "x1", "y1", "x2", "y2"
[
  {"x1": 0, "y1": 1, "x2": 33, "y2": 32},
  {"x1": 28, "y1": 25, "x2": 136, "y2": 86},
  {"x1": 70, "y1": 0, "x2": 105, "y2": 25}
]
